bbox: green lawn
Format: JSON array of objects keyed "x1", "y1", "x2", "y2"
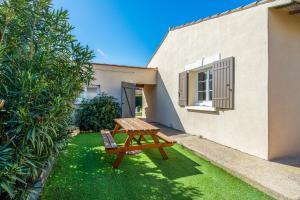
[
  {"x1": 135, "y1": 112, "x2": 142, "y2": 117},
  {"x1": 42, "y1": 133, "x2": 273, "y2": 200}
]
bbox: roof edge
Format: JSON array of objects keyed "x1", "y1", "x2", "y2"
[
  {"x1": 92, "y1": 62, "x2": 157, "y2": 70},
  {"x1": 145, "y1": 0, "x2": 278, "y2": 67},
  {"x1": 170, "y1": 0, "x2": 276, "y2": 31}
]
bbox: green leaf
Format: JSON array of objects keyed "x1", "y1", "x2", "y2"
[{"x1": 1, "y1": 182, "x2": 14, "y2": 198}]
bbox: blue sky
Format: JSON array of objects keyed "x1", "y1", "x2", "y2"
[{"x1": 53, "y1": 0, "x2": 255, "y2": 67}]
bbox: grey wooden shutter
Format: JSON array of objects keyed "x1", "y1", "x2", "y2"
[
  {"x1": 178, "y1": 71, "x2": 188, "y2": 107},
  {"x1": 121, "y1": 82, "x2": 136, "y2": 117},
  {"x1": 212, "y1": 57, "x2": 235, "y2": 109}
]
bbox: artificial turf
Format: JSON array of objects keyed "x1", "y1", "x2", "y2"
[{"x1": 41, "y1": 133, "x2": 273, "y2": 200}]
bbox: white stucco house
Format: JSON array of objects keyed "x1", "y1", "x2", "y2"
[{"x1": 88, "y1": 0, "x2": 300, "y2": 161}]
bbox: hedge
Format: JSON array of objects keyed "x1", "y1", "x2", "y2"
[{"x1": 0, "y1": 0, "x2": 94, "y2": 198}]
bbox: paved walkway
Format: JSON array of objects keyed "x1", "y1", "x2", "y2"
[{"x1": 155, "y1": 123, "x2": 300, "y2": 200}]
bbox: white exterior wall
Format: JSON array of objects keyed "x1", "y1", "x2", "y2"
[{"x1": 147, "y1": 3, "x2": 275, "y2": 159}]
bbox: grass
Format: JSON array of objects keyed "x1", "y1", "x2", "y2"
[
  {"x1": 41, "y1": 133, "x2": 273, "y2": 200},
  {"x1": 135, "y1": 112, "x2": 142, "y2": 117}
]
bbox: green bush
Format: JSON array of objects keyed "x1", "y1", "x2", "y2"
[
  {"x1": 76, "y1": 94, "x2": 121, "y2": 131},
  {"x1": 0, "y1": 0, "x2": 94, "y2": 199}
]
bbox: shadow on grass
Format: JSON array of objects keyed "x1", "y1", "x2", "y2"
[
  {"x1": 114, "y1": 133, "x2": 203, "y2": 180},
  {"x1": 143, "y1": 147, "x2": 203, "y2": 180},
  {"x1": 42, "y1": 133, "x2": 203, "y2": 200}
]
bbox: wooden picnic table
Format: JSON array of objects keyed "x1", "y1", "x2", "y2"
[{"x1": 101, "y1": 118, "x2": 176, "y2": 168}]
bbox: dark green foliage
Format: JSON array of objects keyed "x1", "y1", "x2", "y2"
[
  {"x1": 135, "y1": 94, "x2": 142, "y2": 108},
  {"x1": 0, "y1": 0, "x2": 94, "y2": 198},
  {"x1": 76, "y1": 94, "x2": 121, "y2": 131}
]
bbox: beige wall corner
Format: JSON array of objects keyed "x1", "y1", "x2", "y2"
[{"x1": 268, "y1": 8, "x2": 300, "y2": 159}]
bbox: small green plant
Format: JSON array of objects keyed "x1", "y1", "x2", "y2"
[{"x1": 76, "y1": 94, "x2": 121, "y2": 131}]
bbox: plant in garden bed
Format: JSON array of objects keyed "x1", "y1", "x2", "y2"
[
  {"x1": 0, "y1": 0, "x2": 94, "y2": 198},
  {"x1": 76, "y1": 94, "x2": 121, "y2": 132}
]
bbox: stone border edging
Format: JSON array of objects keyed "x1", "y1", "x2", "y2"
[{"x1": 28, "y1": 156, "x2": 55, "y2": 200}]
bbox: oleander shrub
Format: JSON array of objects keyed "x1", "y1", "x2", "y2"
[
  {"x1": 76, "y1": 94, "x2": 121, "y2": 131},
  {"x1": 0, "y1": 0, "x2": 94, "y2": 199}
]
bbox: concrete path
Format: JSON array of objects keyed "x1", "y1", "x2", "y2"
[{"x1": 155, "y1": 123, "x2": 300, "y2": 200}]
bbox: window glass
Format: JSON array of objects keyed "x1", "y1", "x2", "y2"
[
  {"x1": 198, "y1": 82, "x2": 205, "y2": 91},
  {"x1": 197, "y1": 69, "x2": 213, "y2": 104},
  {"x1": 198, "y1": 72, "x2": 206, "y2": 81},
  {"x1": 96, "y1": 85, "x2": 101, "y2": 95},
  {"x1": 208, "y1": 69, "x2": 213, "y2": 101},
  {"x1": 209, "y1": 91, "x2": 212, "y2": 101},
  {"x1": 198, "y1": 91, "x2": 206, "y2": 101},
  {"x1": 209, "y1": 70, "x2": 213, "y2": 79},
  {"x1": 209, "y1": 80, "x2": 212, "y2": 90},
  {"x1": 87, "y1": 87, "x2": 97, "y2": 93}
]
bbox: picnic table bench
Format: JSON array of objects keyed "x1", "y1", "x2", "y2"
[{"x1": 101, "y1": 118, "x2": 176, "y2": 168}]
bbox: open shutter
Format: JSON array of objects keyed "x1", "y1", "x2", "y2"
[
  {"x1": 121, "y1": 82, "x2": 136, "y2": 117},
  {"x1": 212, "y1": 57, "x2": 235, "y2": 109},
  {"x1": 178, "y1": 71, "x2": 188, "y2": 107}
]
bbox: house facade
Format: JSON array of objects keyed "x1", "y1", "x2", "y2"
[{"x1": 92, "y1": 0, "x2": 300, "y2": 160}]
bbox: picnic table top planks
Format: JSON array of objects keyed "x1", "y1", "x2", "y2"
[{"x1": 114, "y1": 118, "x2": 160, "y2": 132}]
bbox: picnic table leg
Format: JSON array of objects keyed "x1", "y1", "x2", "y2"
[
  {"x1": 137, "y1": 134, "x2": 146, "y2": 144},
  {"x1": 113, "y1": 152, "x2": 125, "y2": 168},
  {"x1": 151, "y1": 135, "x2": 168, "y2": 160},
  {"x1": 132, "y1": 132, "x2": 146, "y2": 145},
  {"x1": 112, "y1": 134, "x2": 134, "y2": 168},
  {"x1": 111, "y1": 123, "x2": 120, "y2": 138}
]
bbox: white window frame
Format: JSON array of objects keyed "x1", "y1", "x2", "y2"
[{"x1": 195, "y1": 67, "x2": 213, "y2": 107}]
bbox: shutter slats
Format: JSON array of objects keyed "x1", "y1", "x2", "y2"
[
  {"x1": 221, "y1": 60, "x2": 223, "y2": 108},
  {"x1": 178, "y1": 71, "x2": 188, "y2": 107},
  {"x1": 226, "y1": 59, "x2": 229, "y2": 108},
  {"x1": 212, "y1": 57, "x2": 235, "y2": 109},
  {"x1": 229, "y1": 57, "x2": 234, "y2": 109}
]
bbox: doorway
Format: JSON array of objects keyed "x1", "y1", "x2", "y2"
[
  {"x1": 121, "y1": 82, "x2": 144, "y2": 118},
  {"x1": 135, "y1": 88, "x2": 143, "y2": 118}
]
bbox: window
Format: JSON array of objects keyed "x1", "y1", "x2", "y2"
[
  {"x1": 196, "y1": 69, "x2": 213, "y2": 107},
  {"x1": 85, "y1": 85, "x2": 101, "y2": 98},
  {"x1": 75, "y1": 85, "x2": 101, "y2": 104},
  {"x1": 179, "y1": 57, "x2": 234, "y2": 110}
]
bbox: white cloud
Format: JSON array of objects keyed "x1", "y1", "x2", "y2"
[{"x1": 96, "y1": 48, "x2": 107, "y2": 58}]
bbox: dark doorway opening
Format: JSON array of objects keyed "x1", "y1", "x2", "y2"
[{"x1": 135, "y1": 89, "x2": 143, "y2": 118}]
